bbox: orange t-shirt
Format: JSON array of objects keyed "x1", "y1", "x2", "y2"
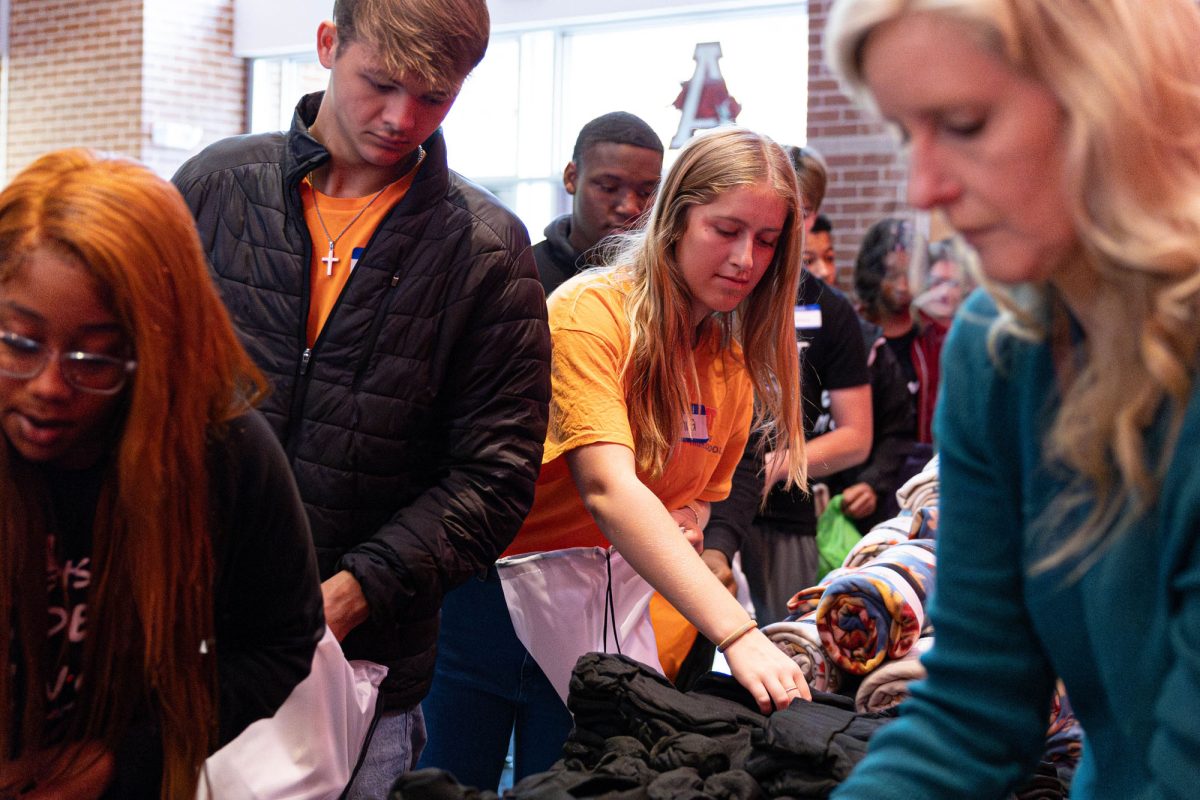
[
  {"x1": 503, "y1": 272, "x2": 755, "y2": 557},
  {"x1": 300, "y1": 173, "x2": 417, "y2": 345}
]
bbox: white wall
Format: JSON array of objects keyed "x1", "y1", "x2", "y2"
[{"x1": 234, "y1": 0, "x2": 798, "y2": 56}]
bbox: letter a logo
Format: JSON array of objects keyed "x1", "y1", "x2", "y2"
[{"x1": 671, "y1": 42, "x2": 742, "y2": 148}]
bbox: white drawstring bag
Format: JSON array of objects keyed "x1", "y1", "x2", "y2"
[
  {"x1": 497, "y1": 546, "x2": 663, "y2": 705},
  {"x1": 195, "y1": 626, "x2": 386, "y2": 800}
]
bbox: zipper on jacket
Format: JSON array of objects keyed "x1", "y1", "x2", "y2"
[{"x1": 281, "y1": 170, "x2": 322, "y2": 459}]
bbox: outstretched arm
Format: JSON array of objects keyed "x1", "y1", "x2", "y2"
[{"x1": 567, "y1": 442, "x2": 810, "y2": 713}]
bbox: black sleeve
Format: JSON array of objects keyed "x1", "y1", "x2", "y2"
[
  {"x1": 855, "y1": 339, "x2": 918, "y2": 492},
  {"x1": 335, "y1": 241, "x2": 552, "y2": 628},
  {"x1": 209, "y1": 411, "x2": 325, "y2": 747},
  {"x1": 704, "y1": 434, "x2": 763, "y2": 560}
]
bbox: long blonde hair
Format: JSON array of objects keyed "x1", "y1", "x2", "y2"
[
  {"x1": 609, "y1": 127, "x2": 806, "y2": 488},
  {"x1": 827, "y1": 0, "x2": 1200, "y2": 569},
  {"x1": 0, "y1": 149, "x2": 266, "y2": 797}
]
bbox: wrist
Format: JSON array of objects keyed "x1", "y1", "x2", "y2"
[
  {"x1": 715, "y1": 618, "x2": 757, "y2": 652},
  {"x1": 683, "y1": 501, "x2": 702, "y2": 528}
]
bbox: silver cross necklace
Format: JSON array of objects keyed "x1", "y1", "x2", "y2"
[{"x1": 309, "y1": 145, "x2": 426, "y2": 276}]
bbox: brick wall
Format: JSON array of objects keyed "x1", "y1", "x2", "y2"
[
  {"x1": 5, "y1": 0, "x2": 244, "y2": 181},
  {"x1": 805, "y1": 0, "x2": 911, "y2": 291},
  {"x1": 142, "y1": 0, "x2": 245, "y2": 177},
  {"x1": 7, "y1": 0, "x2": 145, "y2": 177}
]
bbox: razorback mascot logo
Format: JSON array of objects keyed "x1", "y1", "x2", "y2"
[{"x1": 671, "y1": 42, "x2": 742, "y2": 148}]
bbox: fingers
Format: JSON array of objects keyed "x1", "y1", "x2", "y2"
[
  {"x1": 787, "y1": 679, "x2": 812, "y2": 702},
  {"x1": 759, "y1": 674, "x2": 811, "y2": 713},
  {"x1": 843, "y1": 484, "x2": 877, "y2": 518},
  {"x1": 726, "y1": 629, "x2": 812, "y2": 713},
  {"x1": 671, "y1": 508, "x2": 705, "y2": 553},
  {"x1": 765, "y1": 670, "x2": 812, "y2": 711},
  {"x1": 701, "y1": 550, "x2": 737, "y2": 594}
]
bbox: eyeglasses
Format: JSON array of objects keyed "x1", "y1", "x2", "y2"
[{"x1": 0, "y1": 330, "x2": 136, "y2": 395}]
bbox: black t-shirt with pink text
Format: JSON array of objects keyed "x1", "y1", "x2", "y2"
[{"x1": 43, "y1": 461, "x2": 104, "y2": 745}]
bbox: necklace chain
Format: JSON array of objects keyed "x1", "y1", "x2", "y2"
[{"x1": 310, "y1": 144, "x2": 426, "y2": 276}]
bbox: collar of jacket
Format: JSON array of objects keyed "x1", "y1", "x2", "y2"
[
  {"x1": 283, "y1": 91, "x2": 451, "y2": 215},
  {"x1": 541, "y1": 214, "x2": 588, "y2": 273}
]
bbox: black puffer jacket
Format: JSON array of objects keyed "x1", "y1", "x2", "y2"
[{"x1": 173, "y1": 93, "x2": 551, "y2": 709}]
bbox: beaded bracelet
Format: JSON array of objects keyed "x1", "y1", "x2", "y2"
[
  {"x1": 683, "y1": 501, "x2": 702, "y2": 528},
  {"x1": 716, "y1": 619, "x2": 758, "y2": 653}
]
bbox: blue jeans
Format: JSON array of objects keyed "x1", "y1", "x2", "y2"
[
  {"x1": 343, "y1": 705, "x2": 426, "y2": 800},
  {"x1": 418, "y1": 567, "x2": 573, "y2": 790}
]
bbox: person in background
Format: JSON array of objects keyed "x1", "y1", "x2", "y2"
[
  {"x1": 827, "y1": 0, "x2": 1200, "y2": 796},
  {"x1": 704, "y1": 143, "x2": 872, "y2": 625},
  {"x1": 533, "y1": 111, "x2": 664, "y2": 297},
  {"x1": 786, "y1": 144, "x2": 828, "y2": 231},
  {"x1": 915, "y1": 235, "x2": 976, "y2": 326},
  {"x1": 421, "y1": 127, "x2": 812, "y2": 789},
  {"x1": 805, "y1": 213, "x2": 838, "y2": 285},
  {"x1": 0, "y1": 149, "x2": 323, "y2": 799},
  {"x1": 854, "y1": 216, "x2": 944, "y2": 446},
  {"x1": 808, "y1": 215, "x2": 915, "y2": 532},
  {"x1": 172, "y1": 0, "x2": 552, "y2": 794}
]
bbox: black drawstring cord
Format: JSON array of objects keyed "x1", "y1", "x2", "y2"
[{"x1": 602, "y1": 550, "x2": 622, "y2": 655}]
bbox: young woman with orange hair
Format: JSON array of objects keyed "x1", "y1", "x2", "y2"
[{"x1": 0, "y1": 149, "x2": 324, "y2": 798}]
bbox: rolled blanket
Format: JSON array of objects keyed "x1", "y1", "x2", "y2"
[
  {"x1": 843, "y1": 517, "x2": 913, "y2": 570},
  {"x1": 784, "y1": 567, "x2": 851, "y2": 618},
  {"x1": 854, "y1": 636, "x2": 933, "y2": 713},
  {"x1": 1044, "y1": 681, "x2": 1083, "y2": 780},
  {"x1": 762, "y1": 616, "x2": 845, "y2": 694},
  {"x1": 816, "y1": 539, "x2": 937, "y2": 674},
  {"x1": 895, "y1": 454, "x2": 939, "y2": 512},
  {"x1": 908, "y1": 505, "x2": 939, "y2": 541}
]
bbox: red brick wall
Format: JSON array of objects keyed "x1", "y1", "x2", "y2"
[
  {"x1": 7, "y1": 0, "x2": 145, "y2": 177},
  {"x1": 5, "y1": 0, "x2": 244, "y2": 181},
  {"x1": 805, "y1": 0, "x2": 910, "y2": 291},
  {"x1": 142, "y1": 0, "x2": 245, "y2": 178}
]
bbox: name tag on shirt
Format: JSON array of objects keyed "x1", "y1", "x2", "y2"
[
  {"x1": 682, "y1": 403, "x2": 710, "y2": 443},
  {"x1": 794, "y1": 304, "x2": 822, "y2": 330}
]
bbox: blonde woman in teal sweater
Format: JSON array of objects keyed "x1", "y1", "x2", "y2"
[{"x1": 824, "y1": 0, "x2": 1200, "y2": 797}]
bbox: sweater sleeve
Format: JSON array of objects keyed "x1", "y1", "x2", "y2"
[
  {"x1": 853, "y1": 339, "x2": 917, "y2": 493},
  {"x1": 211, "y1": 411, "x2": 325, "y2": 746},
  {"x1": 833, "y1": 292, "x2": 1055, "y2": 799},
  {"x1": 1147, "y1": 386, "x2": 1200, "y2": 795},
  {"x1": 703, "y1": 435, "x2": 761, "y2": 561}
]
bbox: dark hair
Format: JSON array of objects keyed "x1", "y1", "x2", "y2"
[
  {"x1": 854, "y1": 217, "x2": 911, "y2": 317},
  {"x1": 927, "y1": 236, "x2": 961, "y2": 265},
  {"x1": 572, "y1": 111, "x2": 664, "y2": 166},
  {"x1": 811, "y1": 213, "x2": 833, "y2": 235}
]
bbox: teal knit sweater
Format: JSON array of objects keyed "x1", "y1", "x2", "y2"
[{"x1": 833, "y1": 290, "x2": 1200, "y2": 799}]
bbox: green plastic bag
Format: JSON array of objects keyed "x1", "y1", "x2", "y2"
[{"x1": 816, "y1": 494, "x2": 863, "y2": 580}]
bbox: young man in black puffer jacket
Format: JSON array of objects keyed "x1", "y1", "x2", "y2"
[{"x1": 173, "y1": 1, "x2": 551, "y2": 795}]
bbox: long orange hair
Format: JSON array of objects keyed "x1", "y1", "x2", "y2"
[{"x1": 0, "y1": 149, "x2": 266, "y2": 797}]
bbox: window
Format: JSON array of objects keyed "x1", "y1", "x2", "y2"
[{"x1": 247, "y1": 5, "x2": 807, "y2": 244}]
